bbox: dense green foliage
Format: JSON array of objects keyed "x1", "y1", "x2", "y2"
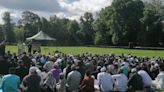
[
  {"x1": 0, "y1": 25, "x2": 4, "y2": 42},
  {"x1": 2, "y1": 12, "x2": 16, "y2": 43},
  {"x1": 0, "y1": 0, "x2": 163, "y2": 46}
]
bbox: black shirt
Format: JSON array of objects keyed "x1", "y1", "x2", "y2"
[{"x1": 128, "y1": 73, "x2": 143, "y2": 91}]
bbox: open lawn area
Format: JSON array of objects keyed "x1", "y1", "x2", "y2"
[{"x1": 6, "y1": 45, "x2": 164, "y2": 58}]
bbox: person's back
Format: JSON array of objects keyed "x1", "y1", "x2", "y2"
[
  {"x1": 56, "y1": 73, "x2": 66, "y2": 92},
  {"x1": 121, "y1": 66, "x2": 129, "y2": 77},
  {"x1": 112, "y1": 73, "x2": 128, "y2": 92},
  {"x1": 107, "y1": 64, "x2": 116, "y2": 74},
  {"x1": 67, "y1": 70, "x2": 81, "y2": 92},
  {"x1": 154, "y1": 71, "x2": 164, "y2": 90},
  {"x1": 128, "y1": 72, "x2": 143, "y2": 91},
  {"x1": 15, "y1": 60, "x2": 29, "y2": 81},
  {"x1": 22, "y1": 67, "x2": 41, "y2": 92},
  {"x1": 63, "y1": 65, "x2": 71, "y2": 78},
  {"x1": 0, "y1": 59, "x2": 10, "y2": 75},
  {"x1": 52, "y1": 68, "x2": 62, "y2": 81},
  {"x1": 43, "y1": 61, "x2": 54, "y2": 72},
  {"x1": 138, "y1": 70, "x2": 152, "y2": 87},
  {"x1": 97, "y1": 67, "x2": 114, "y2": 92},
  {"x1": 1, "y1": 68, "x2": 20, "y2": 92},
  {"x1": 21, "y1": 53, "x2": 32, "y2": 69},
  {"x1": 80, "y1": 70, "x2": 94, "y2": 92}
]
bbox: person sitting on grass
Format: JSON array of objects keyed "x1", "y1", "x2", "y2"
[
  {"x1": 21, "y1": 67, "x2": 41, "y2": 92},
  {"x1": 56, "y1": 73, "x2": 66, "y2": 92},
  {"x1": 1, "y1": 67, "x2": 20, "y2": 92},
  {"x1": 112, "y1": 68, "x2": 128, "y2": 92},
  {"x1": 80, "y1": 70, "x2": 94, "y2": 92},
  {"x1": 97, "y1": 67, "x2": 114, "y2": 92},
  {"x1": 128, "y1": 68, "x2": 144, "y2": 91},
  {"x1": 153, "y1": 63, "x2": 164, "y2": 90}
]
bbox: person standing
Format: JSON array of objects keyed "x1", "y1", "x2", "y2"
[
  {"x1": 1, "y1": 67, "x2": 20, "y2": 92},
  {"x1": 27, "y1": 43, "x2": 32, "y2": 53},
  {"x1": 0, "y1": 40, "x2": 6, "y2": 56}
]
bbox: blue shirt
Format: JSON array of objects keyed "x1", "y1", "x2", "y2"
[
  {"x1": 40, "y1": 57, "x2": 46, "y2": 65},
  {"x1": 1, "y1": 74, "x2": 20, "y2": 92}
]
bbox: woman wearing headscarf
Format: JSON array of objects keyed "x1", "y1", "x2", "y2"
[
  {"x1": 21, "y1": 67, "x2": 41, "y2": 92},
  {"x1": 44, "y1": 71, "x2": 56, "y2": 92},
  {"x1": 51, "y1": 64, "x2": 62, "y2": 82},
  {"x1": 56, "y1": 73, "x2": 66, "y2": 92}
]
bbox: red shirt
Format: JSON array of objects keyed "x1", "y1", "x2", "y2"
[{"x1": 80, "y1": 76, "x2": 94, "y2": 92}]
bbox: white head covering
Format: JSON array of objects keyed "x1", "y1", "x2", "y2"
[
  {"x1": 131, "y1": 68, "x2": 137, "y2": 73},
  {"x1": 29, "y1": 67, "x2": 37, "y2": 75},
  {"x1": 29, "y1": 66, "x2": 44, "y2": 85},
  {"x1": 100, "y1": 67, "x2": 106, "y2": 72}
]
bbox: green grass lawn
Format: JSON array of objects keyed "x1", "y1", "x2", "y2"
[{"x1": 6, "y1": 45, "x2": 164, "y2": 58}]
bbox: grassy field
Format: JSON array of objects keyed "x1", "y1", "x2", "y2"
[{"x1": 6, "y1": 45, "x2": 164, "y2": 58}]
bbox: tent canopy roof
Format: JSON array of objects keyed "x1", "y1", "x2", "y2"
[{"x1": 26, "y1": 31, "x2": 56, "y2": 41}]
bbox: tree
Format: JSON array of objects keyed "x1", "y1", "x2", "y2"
[
  {"x1": 93, "y1": 6, "x2": 112, "y2": 45},
  {"x1": 67, "y1": 20, "x2": 80, "y2": 45},
  {"x1": 140, "y1": 4, "x2": 163, "y2": 46},
  {"x1": 78, "y1": 12, "x2": 95, "y2": 45},
  {"x1": 19, "y1": 11, "x2": 41, "y2": 38},
  {"x1": 13, "y1": 27, "x2": 25, "y2": 43},
  {"x1": 110, "y1": 0, "x2": 144, "y2": 45},
  {"x1": 2, "y1": 12, "x2": 16, "y2": 43},
  {"x1": 0, "y1": 25, "x2": 4, "y2": 42},
  {"x1": 40, "y1": 17, "x2": 50, "y2": 33},
  {"x1": 49, "y1": 16, "x2": 71, "y2": 45}
]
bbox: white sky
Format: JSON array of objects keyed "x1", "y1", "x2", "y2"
[{"x1": 0, "y1": 0, "x2": 113, "y2": 24}]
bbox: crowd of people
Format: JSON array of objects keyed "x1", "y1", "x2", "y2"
[{"x1": 0, "y1": 51, "x2": 164, "y2": 92}]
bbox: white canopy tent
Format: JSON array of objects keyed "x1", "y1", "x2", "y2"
[{"x1": 26, "y1": 31, "x2": 56, "y2": 41}]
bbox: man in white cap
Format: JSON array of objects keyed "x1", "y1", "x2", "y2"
[{"x1": 97, "y1": 67, "x2": 114, "y2": 92}]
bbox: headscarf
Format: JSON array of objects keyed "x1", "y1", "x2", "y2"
[
  {"x1": 29, "y1": 66, "x2": 44, "y2": 85},
  {"x1": 44, "y1": 71, "x2": 56, "y2": 91},
  {"x1": 100, "y1": 67, "x2": 106, "y2": 72},
  {"x1": 29, "y1": 67, "x2": 37, "y2": 75}
]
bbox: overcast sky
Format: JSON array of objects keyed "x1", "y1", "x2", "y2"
[{"x1": 0, "y1": 0, "x2": 112, "y2": 24}]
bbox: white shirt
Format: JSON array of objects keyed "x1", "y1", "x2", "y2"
[
  {"x1": 138, "y1": 70, "x2": 152, "y2": 87},
  {"x1": 67, "y1": 70, "x2": 81, "y2": 91},
  {"x1": 154, "y1": 71, "x2": 164, "y2": 90},
  {"x1": 97, "y1": 72, "x2": 114, "y2": 91},
  {"x1": 112, "y1": 73, "x2": 128, "y2": 92}
]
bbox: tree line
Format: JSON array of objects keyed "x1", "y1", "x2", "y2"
[{"x1": 0, "y1": 0, "x2": 164, "y2": 46}]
